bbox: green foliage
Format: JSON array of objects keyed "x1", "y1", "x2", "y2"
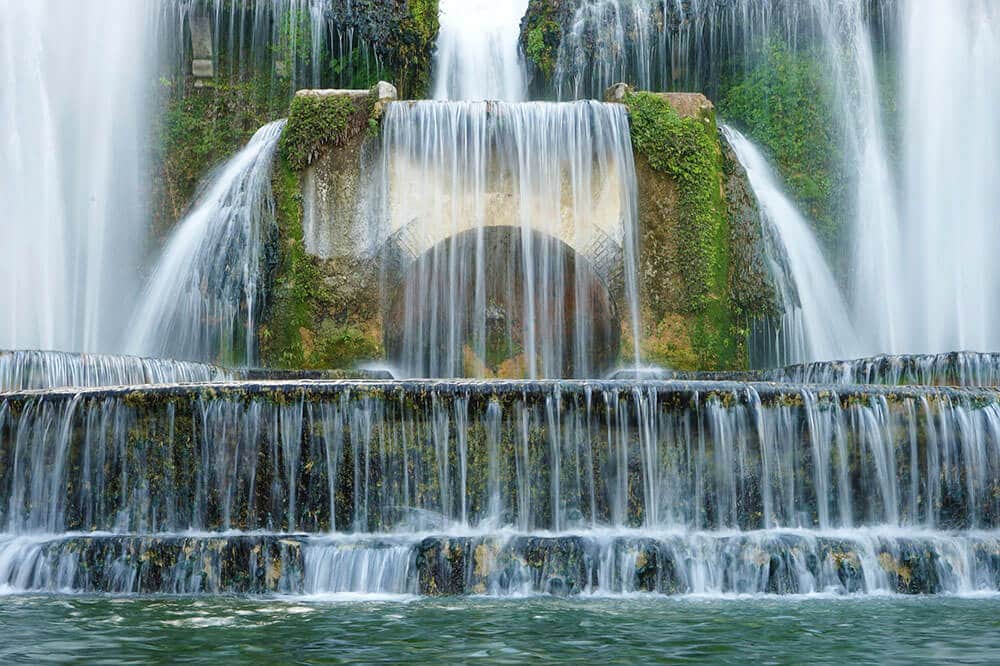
[
  {"x1": 153, "y1": 77, "x2": 277, "y2": 238},
  {"x1": 280, "y1": 94, "x2": 357, "y2": 171},
  {"x1": 719, "y1": 42, "x2": 844, "y2": 249},
  {"x1": 391, "y1": 0, "x2": 440, "y2": 97},
  {"x1": 523, "y1": 8, "x2": 561, "y2": 79},
  {"x1": 625, "y1": 91, "x2": 739, "y2": 369},
  {"x1": 626, "y1": 92, "x2": 726, "y2": 308}
]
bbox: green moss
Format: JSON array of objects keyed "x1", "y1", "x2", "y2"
[
  {"x1": 258, "y1": 159, "x2": 313, "y2": 368},
  {"x1": 280, "y1": 94, "x2": 357, "y2": 170},
  {"x1": 152, "y1": 77, "x2": 278, "y2": 238},
  {"x1": 719, "y1": 42, "x2": 844, "y2": 251},
  {"x1": 523, "y1": 9, "x2": 561, "y2": 79},
  {"x1": 625, "y1": 91, "x2": 739, "y2": 369},
  {"x1": 391, "y1": 0, "x2": 440, "y2": 98},
  {"x1": 259, "y1": 158, "x2": 382, "y2": 370}
]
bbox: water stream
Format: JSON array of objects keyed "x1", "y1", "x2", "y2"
[
  {"x1": 374, "y1": 100, "x2": 641, "y2": 378},
  {"x1": 128, "y1": 121, "x2": 286, "y2": 365}
]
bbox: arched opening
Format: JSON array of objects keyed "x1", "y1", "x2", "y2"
[{"x1": 385, "y1": 226, "x2": 620, "y2": 378}]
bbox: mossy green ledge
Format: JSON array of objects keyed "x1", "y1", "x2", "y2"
[
  {"x1": 259, "y1": 83, "x2": 397, "y2": 370},
  {"x1": 611, "y1": 85, "x2": 774, "y2": 371}
]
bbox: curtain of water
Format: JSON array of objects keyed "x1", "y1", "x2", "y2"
[
  {"x1": 374, "y1": 101, "x2": 641, "y2": 378},
  {"x1": 431, "y1": 0, "x2": 531, "y2": 101},
  {"x1": 722, "y1": 126, "x2": 861, "y2": 366},
  {"x1": 0, "y1": 350, "x2": 234, "y2": 391},
  {"x1": 2, "y1": 381, "x2": 998, "y2": 534},
  {"x1": 127, "y1": 121, "x2": 286, "y2": 365},
  {"x1": 159, "y1": 0, "x2": 387, "y2": 92},
  {"x1": 898, "y1": 1, "x2": 1000, "y2": 353},
  {"x1": 0, "y1": 0, "x2": 154, "y2": 353}
]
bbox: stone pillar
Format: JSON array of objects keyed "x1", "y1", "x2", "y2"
[{"x1": 188, "y1": 14, "x2": 214, "y2": 84}]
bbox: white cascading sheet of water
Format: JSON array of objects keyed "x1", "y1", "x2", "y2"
[
  {"x1": 431, "y1": 0, "x2": 531, "y2": 101},
  {"x1": 128, "y1": 121, "x2": 286, "y2": 365},
  {"x1": 373, "y1": 101, "x2": 641, "y2": 378},
  {"x1": 0, "y1": 0, "x2": 152, "y2": 353},
  {"x1": 897, "y1": 1, "x2": 1000, "y2": 353},
  {"x1": 808, "y1": 0, "x2": 902, "y2": 356},
  {"x1": 723, "y1": 125, "x2": 861, "y2": 364}
]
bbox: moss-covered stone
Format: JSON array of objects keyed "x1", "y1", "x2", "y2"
[
  {"x1": 521, "y1": 0, "x2": 567, "y2": 82},
  {"x1": 624, "y1": 90, "x2": 744, "y2": 370},
  {"x1": 259, "y1": 89, "x2": 385, "y2": 371},
  {"x1": 280, "y1": 93, "x2": 359, "y2": 170}
]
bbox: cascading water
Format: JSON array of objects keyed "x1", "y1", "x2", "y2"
[
  {"x1": 159, "y1": 0, "x2": 388, "y2": 93},
  {"x1": 373, "y1": 100, "x2": 641, "y2": 378},
  {"x1": 127, "y1": 121, "x2": 286, "y2": 365},
  {"x1": 551, "y1": 0, "x2": 1000, "y2": 361},
  {"x1": 431, "y1": 0, "x2": 531, "y2": 101},
  {"x1": 0, "y1": 379, "x2": 997, "y2": 595},
  {"x1": 722, "y1": 125, "x2": 861, "y2": 366},
  {"x1": 0, "y1": 0, "x2": 154, "y2": 353},
  {"x1": 0, "y1": 350, "x2": 234, "y2": 392},
  {"x1": 896, "y1": 1, "x2": 1000, "y2": 353}
]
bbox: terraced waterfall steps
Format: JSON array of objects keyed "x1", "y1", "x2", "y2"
[{"x1": 1, "y1": 353, "x2": 998, "y2": 597}]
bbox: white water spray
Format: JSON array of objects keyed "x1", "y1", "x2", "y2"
[
  {"x1": 431, "y1": 0, "x2": 530, "y2": 101},
  {"x1": 723, "y1": 125, "x2": 861, "y2": 364},
  {"x1": 0, "y1": 0, "x2": 153, "y2": 352}
]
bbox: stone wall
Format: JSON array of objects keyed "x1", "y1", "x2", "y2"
[{"x1": 257, "y1": 85, "x2": 396, "y2": 370}]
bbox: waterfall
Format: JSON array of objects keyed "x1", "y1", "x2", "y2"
[
  {"x1": 808, "y1": 0, "x2": 901, "y2": 356},
  {"x1": 0, "y1": 0, "x2": 154, "y2": 353},
  {"x1": 431, "y1": 0, "x2": 531, "y2": 101},
  {"x1": 722, "y1": 126, "x2": 861, "y2": 366},
  {"x1": 897, "y1": 1, "x2": 1000, "y2": 353},
  {"x1": 0, "y1": 350, "x2": 234, "y2": 392},
  {"x1": 128, "y1": 121, "x2": 286, "y2": 366},
  {"x1": 159, "y1": 0, "x2": 386, "y2": 93},
  {"x1": 2, "y1": 380, "x2": 998, "y2": 534},
  {"x1": 0, "y1": 379, "x2": 998, "y2": 595},
  {"x1": 374, "y1": 101, "x2": 641, "y2": 378}
]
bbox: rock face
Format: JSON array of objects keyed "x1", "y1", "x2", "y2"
[
  {"x1": 619, "y1": 89, "x2": 771, "y2": 370},
  {"x1": 258, "y1": 84, "x2": 391, "y2": 371}
]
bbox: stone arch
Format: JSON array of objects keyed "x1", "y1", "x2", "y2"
[{"x1": 383, "y1": 225, "x2": 621, "y2": 378}]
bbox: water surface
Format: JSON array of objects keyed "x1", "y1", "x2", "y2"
[{"x1": 1, "y1": 595, "x2": 997, "y2": 663}]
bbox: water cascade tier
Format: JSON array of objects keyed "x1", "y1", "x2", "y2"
[
  {"x1": 2, "y1": 381, "x2": 998, "y2": 533},
  {"x1": 2, "y1": 530, "x2": 997, "y2": 597},
  {"x1": 0, "y1": 350, "x2": 235, "y2": 392},
  {"x1": 374, "y1": 100, "x2": 640, "y2": 378},
  {"x1": 0, "y1": 378, "x2": 998, "y2": 596}
]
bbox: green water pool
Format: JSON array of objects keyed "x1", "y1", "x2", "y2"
[{"x1": 1, "y1": 595, "x2": 997, "y2": 663}]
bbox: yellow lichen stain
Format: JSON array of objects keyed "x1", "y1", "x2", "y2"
[
  {"x1": 299, "y1": 327, "x2": 316, "y2": 360},
  {"x1": 830, "y1": 550, "x2": 859, "y2": 568},
  {"x1": 877, "y1": 552, "x2": 912, "y2": 585},
  {"x1": 474, "y1": 542, "x2": 496, "y2": 578},
  {"x1": 268, "y1": 559, "x2": 283, "y2": 586}
]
